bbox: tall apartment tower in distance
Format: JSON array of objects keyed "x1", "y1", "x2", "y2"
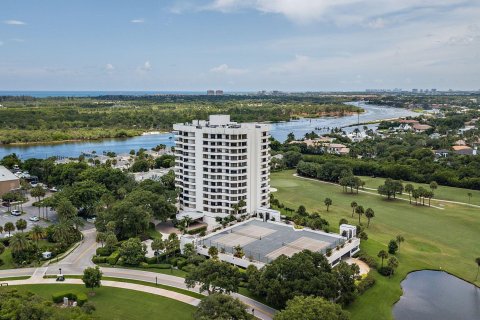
[{"x1": 173, "y1": 115, "x2": 270, "y2": 222}]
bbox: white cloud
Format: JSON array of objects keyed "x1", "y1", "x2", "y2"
[
  {"x1": 210, "y1": 64, "x2": 248, "y2": 75},
  {"x1": 105, "y1": 63, "x2": 115, "y2": 71},
  {"x1": 206, "y1": 0, "x2": 467, "y2": 25},
  {"x1": 3, "y1": 20, "x2": 26, "y2": 25},
  {"x1": 130, "y1": 19, "x2": 145, "y2": 24},
  {"x1": 136, "y1": 61, "x2": 152, "y2": 74},
  {"x1": 367, "y1": 18, "x2": 386, "y2": 29}
]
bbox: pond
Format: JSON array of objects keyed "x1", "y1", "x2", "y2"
[
  {"x1": 393, "y1": 270, "x2": 480, "y2": 320},
  {"x1": 0, "y1": 102, "x2": 417, "y2": 159}
]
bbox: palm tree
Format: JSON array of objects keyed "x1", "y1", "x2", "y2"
[
  {"x1": 429, "y1": 181, "x2": 438, "y2": 192},
  {"x1": 181, "y1": 216, "x2": 193, "y2": 229},
  {"x1": 350, "y1": 201, "x2": 358, "y2": 217},
  {"x1": 30, "y1": 225, "x2": 45, "y2": 243},
  {"x1": 151, "y1": 238, "x2": 165, "y2": 263},
  {"x1": 412, "y1": 189, "x2": 420, "y2": 205},
  {"x1": 405, "y1": 184, "x2": 414, "y2": 204},
  {"x1": 30, "y1": 186, "x2": 46, "y2": 218},
  {"x1": 9, "y1": 233, "x2": 30, "y2": 254},
  {"x1": 475, "y1": 257, "x2": 480, "y2": 281},
  {"x1": 52, "y1": 222, "x2": 73, "y2": 244},
  {"x1": 324, "y1": 198, "x2": 332, "y2": 211},
  {"x1": 208, "y1": 246, "x2": 219, "y2": 260},
  {"x1": 96, "y1": 232, "x2": 107, "y2": 247},
  {"x1": 387, "y1": 256, "x2": 399, "y2": 277},
  {"x1": 365, "y1": 208, "x2": 375, "y2": 227},
  {"x1": 355, "y1": 205, "x2": 365, "y2": 224},
  {"x1": 377, "y1": 250, "x2": 389, "y2": 268},
  {"x1": 233, "y1": 245, "x2": 244, "y2": 258},
  {"x1": 426, "y1": 191, "x2": 434, "y2": 206},
  {"x1": 395, "y1": 235, "x2": 405, "y2": 252},
  {"x1": 232, "y1": 199, "x2": 246, "y2": 216},
  {"x1": 4, "y1": 222, "x2": 15, "y2": 236},
  {"x1": 15, "y1": 219, "x2": 27, "y2": 232}
]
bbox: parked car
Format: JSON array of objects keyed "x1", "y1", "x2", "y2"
[
  {"x1": 11, "y1": 209, "x2": 21, "y2": 216},
  {"x1": 29, "y1": 216, "x2": 40, "y2": 222},
  {"x1": 49, "y1": 187, "x2": 58, "y2": 192}
]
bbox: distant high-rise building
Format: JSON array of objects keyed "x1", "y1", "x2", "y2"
[
  {"x1": 215, "y1": 90, "x2": 224, "y2": 96},
  {"x1": 412, "y1": 89, "x2": 418, "y2": 93},
  {"x1": 207, "y1": 90, "x2": 215, "y2": 95}
]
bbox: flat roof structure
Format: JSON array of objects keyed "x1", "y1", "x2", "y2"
[
  {"x1": 198, "y1": 219, "x2": 348, "y2": 264},
  {"x1": 0, "y1": 166, "x2": 19, "y2": 182}
]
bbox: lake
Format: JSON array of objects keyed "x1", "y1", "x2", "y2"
[
  {"x1": 0, "y1": 102, "x2": 417, "y2": 159},
  {"x1": 393, "y1": 270, "x2": 480, "y2": 320}
]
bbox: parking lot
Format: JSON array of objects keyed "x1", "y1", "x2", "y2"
[{"x1": 0, "y1": 195, "x2": 58, "y2": 237}]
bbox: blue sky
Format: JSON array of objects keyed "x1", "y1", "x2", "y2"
[{"x1": 1, "y1": 0, "x2": 479, "y2": 91}]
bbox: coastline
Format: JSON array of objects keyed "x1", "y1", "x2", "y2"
[{"x1": 0, "y1": 111, "x2": 359, "y2": 147}]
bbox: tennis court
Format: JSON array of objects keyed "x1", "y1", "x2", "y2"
[
  {"x1": 266, "y1": 236, "x2": 329, "y2": 260},
  {"x1": 199, "y1": 219, "x2": 344, "y2": 264},
  {"x1": 214, "y1": 224, "x2": 277, "y2": 247}
]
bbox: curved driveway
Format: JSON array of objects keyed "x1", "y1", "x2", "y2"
[{"x1": 0, "y1": 228, "x2": 276, "y2": 320}]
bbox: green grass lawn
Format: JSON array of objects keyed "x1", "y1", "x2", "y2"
[
  {"x1": 0, "y1": 284, "x2": 195, "y2": 320},
  {"x1": 271, "y1": 170, "x2": 480, "y2": 320},
  {"x1": 0, "y1": 247, "x2": 14, "y2": 270},
  {"x1": 46, "y1": 275, "x2": 204, "y2": 299},
  {"x1": 358, "y1": 175, "x2": 480, "y2": 206},
  {"x1": 97, "y1": 264, "x2": 188, "y2": 278}
]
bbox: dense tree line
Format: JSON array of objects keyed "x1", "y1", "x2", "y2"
[
  {"x1": 299, "y1": 154, "x2": 480, "y2": 190},
  {"x1": 246, "y1": 250, "x2": 359, "y2": 308},
  {"x1": 0, "y1": 96, "x2": 360, "y2": 144}
]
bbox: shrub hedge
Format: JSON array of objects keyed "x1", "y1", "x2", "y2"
[
  {"x1": 96, "y1": 247, "x2": 112, "y2": 257},
  {"x1": 92, "y1": 256, "x2": 107, "y2": 264},
  {"x1": 52, "y1": 291, "x2": 88, "y2": 306},
  {"x1": 107, "y1": 251, "x2": 120, "y2": 265},
  {"x1": 187, "y1": 226, "x2": 207, "y2": 235},
  {"x1": 357, "y1": 274, "x2": 376, "y2": 294}
]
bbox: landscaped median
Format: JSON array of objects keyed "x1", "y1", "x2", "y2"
[{"x1": 0, "y1": 282, "x2": 197, "y2": 320}]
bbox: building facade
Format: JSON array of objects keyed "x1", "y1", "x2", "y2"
[{"x1": 173, "y1": 115, "x2": 270, "y2": 217}]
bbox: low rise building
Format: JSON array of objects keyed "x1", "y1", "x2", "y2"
[
  {"x1": 0, "y1": 166, "x2": 20, "y2": 196},
  {"x1": 412, "y1": 123, "x2": 432, "y2": 133}
]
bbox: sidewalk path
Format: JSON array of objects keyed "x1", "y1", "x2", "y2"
[{"x1": 2, "y1": 278, "x2": 201, "y2": 307}]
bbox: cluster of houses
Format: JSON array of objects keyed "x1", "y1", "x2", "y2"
[
  {"x1": 290, "y1": 137, "x2": 350, "y2": 155},
  {"x1": 54, "y1": 148, "x2": 174, "y2": 180},
  {"x1": 394, "y1": 119, "x2": 433, "y2": 133}
]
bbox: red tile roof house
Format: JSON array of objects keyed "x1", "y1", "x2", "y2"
[
  {"x1": 452, "y1": 145, "x2": 477, "y2": 155},
  {"x1": 412, "y1": 123, "x2": 432, "y2": 133}
]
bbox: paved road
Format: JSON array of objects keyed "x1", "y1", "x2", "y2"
[{"x1": 0, "y1": 228, "x2": 276, "y2": 320}]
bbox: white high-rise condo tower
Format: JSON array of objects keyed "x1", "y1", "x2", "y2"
[{"x1": 173, "y1": 115, "x2": 270, "y2": 221}]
